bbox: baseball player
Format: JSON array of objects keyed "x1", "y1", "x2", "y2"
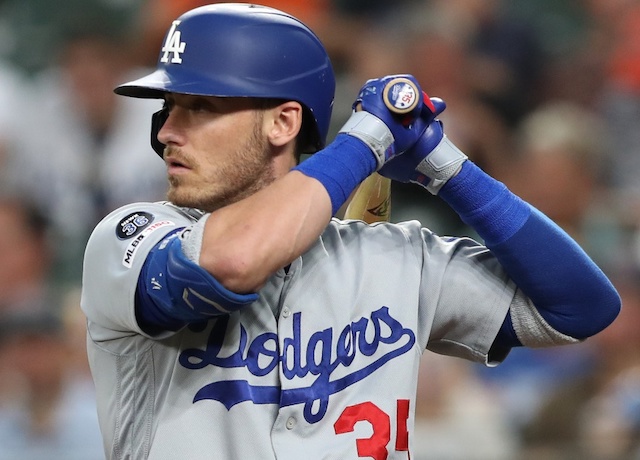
[{"x1": 81, "y1": 4, "x2": 621, "y2": 459}]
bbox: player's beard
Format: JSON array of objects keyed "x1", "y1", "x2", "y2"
[{"x1": 165, "y1": 116, "x2": 276, "y2": 212}]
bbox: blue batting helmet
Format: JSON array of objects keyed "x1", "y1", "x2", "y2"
[{"x1": 115, "y1": 3, "x2": 335, "y2": 155}]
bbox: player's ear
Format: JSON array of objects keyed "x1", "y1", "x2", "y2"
[{"x1": 266, "y1": 101, "x2": 303, "y2": 147}]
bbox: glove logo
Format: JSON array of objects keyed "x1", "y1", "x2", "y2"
[
  {"x1": 161, "y1": 20, "x2": 187, "y2": 64},
  {"x1": 383, "y1": 77, "x2": 420, "y2": 114}
]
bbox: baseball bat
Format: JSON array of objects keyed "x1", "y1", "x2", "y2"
[
  {"x1": 344, "y1": 172, "x2": 391, "y2": 223},
  {"x1": 343, "y1": 76, "x2": 421, "y2": 224}
]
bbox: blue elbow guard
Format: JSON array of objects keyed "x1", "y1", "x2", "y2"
[{"x1": 144, "y1": 234, "x2": 258, "y2": 323}]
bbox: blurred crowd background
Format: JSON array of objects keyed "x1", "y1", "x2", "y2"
[{"x1": 0, "y1": 0, "x2": 639, "y2": 459}]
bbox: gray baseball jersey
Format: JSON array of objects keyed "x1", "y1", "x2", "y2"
[{"x1": 82, "y1": 201, "x2": 516, "y2": 460}]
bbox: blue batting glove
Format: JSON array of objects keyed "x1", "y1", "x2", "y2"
[
  {"x1": 379, "y1": 98, "x2": 468, "y2": 194},
  {"x1": 378, "y1": 97, "x2": 446, "y2": 182},
  {"x1": 355, "y1": 75, "x2": 433, "y2": 154},
  {"x1": 340, "y1": 75, "x2": 444, "y2": 169}
]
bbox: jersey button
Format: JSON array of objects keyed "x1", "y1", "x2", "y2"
[
  {"x1": 281, "y1": 306, "x2": 291, "y2": 318},
  {"x1": 285, "y1": 417, "x2": 296, "y2": 430}
]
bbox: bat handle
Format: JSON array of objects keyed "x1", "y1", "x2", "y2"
[{"x1": 343, "y1": 173, "x2": 391, "y2": 223}]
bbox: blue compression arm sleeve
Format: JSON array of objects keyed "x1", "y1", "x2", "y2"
[
  {"x1": 294, "y1": 133, "x2": 377, "y2": 215},
  {"x1": 136, "y1": 231, "x2": 259, "y2": 333},
  {"x1": 439, "y1": 162, "x2": 620, "y2": 343}
]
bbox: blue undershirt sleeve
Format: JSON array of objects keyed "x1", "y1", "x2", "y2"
[
  {"x1": 293, "y1": 133, "x2": 377, "y2": 215},
  {"x1": 439, "y1": 161, "x2": 620, "y2": 345}
]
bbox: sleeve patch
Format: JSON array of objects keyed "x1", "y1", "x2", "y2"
[
  {"x1": 122, "y1": 220, "x2": 176, "y2": 268},
  {"x1": 116, "y1": 211, "x2": 155, "y2": 239}
]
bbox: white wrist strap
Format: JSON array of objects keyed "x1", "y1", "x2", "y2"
[
  {"x1": 338, "y1": 111, "x2": 393, "y2": 170},
  {"x1": 415, "y1": 135, "x2": 467, "y2": 194}
]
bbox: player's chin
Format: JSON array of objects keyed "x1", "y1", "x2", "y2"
[
  {"x1": 167, "y1": 181, "x2": 196, "y2": 206},
  {"x1": 167, "y1": 188, "x2": 196, "y2": 208},
  {"x1": 167, "y1": 182, "x2": 219, "y2": 212}
]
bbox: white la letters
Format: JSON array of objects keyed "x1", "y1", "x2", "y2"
[{"x1": 161, "y1": 20, "x2": 187, "y2": 64}]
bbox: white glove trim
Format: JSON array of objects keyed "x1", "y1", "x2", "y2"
[
  {"x1": 414, "y1": 136, "x2": 467, "y2": 194},
  {"x1": 338, "y1": 111, "x2": 394, "y2": 170}
]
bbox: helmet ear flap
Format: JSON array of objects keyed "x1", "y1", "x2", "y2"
[{"x1": 151, "y1": 108, "x2": 169, "y2": 157}]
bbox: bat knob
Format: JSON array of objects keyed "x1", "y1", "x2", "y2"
[{"x1": 382, "y1": 77, "x2": 421, "y2": 115}]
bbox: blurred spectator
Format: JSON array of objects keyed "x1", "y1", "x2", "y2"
[
  {"x1": 0, "y1": 306, "x2": 104, "y2": 460},
  {"x1": 413, "y1": 353, "x2": 518, "y2": 460},
  {"x1": 503, "y1": 100, "x2": 628, "y2": 270},
  {"x1": 520, "y1": 270, "x2": 640, "y2": 459},
  {"x1": 0, "y1": 192, "x2": 103, "y2": 460},
  {"x1": 597, "y1": 1, "x2": 640, "y2": 223},
  {"x1": 0, "y1": 0, "x2": 143, "y2": 75},
  {"x1": 504, "y1": 0, "x2": 609, "y2": 110},
  {"x1": 0, "y1": 192, "x2": 54, "y2": 316},
  {"x1": 508, "y1": 101, "x2": 606, "y2": 231},
  {"x1": 378, "y1": 0, "x2": 544, "y2": 127},
  {"x1": 8, "y1": 23, "x2": 166, "y2": 285},
  {"x1": 0, "y1": 61, "x2": 29, "y2": 183},
  {"x1": 422, "y1": 0, "x2": 543, "y2": 125}
]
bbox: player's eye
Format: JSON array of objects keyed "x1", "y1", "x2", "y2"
[{"x1": 188, "y1": 98, "x2": 214, "y2": 113}]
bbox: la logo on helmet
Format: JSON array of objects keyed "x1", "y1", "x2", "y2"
[{"x1": 161, "y1": 21, "x2": 187, "y2": 64}]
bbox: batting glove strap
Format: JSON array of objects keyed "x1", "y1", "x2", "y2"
[
  {"x1": 414, "y1": 136, "x2": 468, "y2": 194},
  {"x1": 339, "y1": 111, "x2": 394, "y2": 170}
]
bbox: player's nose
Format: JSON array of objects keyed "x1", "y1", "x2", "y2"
[{"x1": 157, "y1": 109, "x2": 186, "y2": 147}]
